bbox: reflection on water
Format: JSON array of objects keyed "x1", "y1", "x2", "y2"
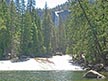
[{"x1": 0, "y1": 71, "x2": 107, "y2": 81}]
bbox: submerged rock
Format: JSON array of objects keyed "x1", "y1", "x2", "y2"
[{"x1": 83, "y1": 70, "x2": 105, "y2": 79}]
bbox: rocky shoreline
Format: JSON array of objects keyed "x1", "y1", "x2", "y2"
[{"x1": 69, "y1": 53, "x2": 108, "y2": 72}]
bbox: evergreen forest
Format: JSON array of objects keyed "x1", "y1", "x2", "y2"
[{"x1": 0, "y1": 0, "x2": 108, "y2": 66}]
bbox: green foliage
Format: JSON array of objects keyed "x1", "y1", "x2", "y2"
[
  {"x1": 66, "y1": 0, "x2": 108, "y2": 63},
  {"x1": 0, "y1": 1, "x2": 12, "y2": 59},
  {"x1": 0, "y1": 0, "x2": 53, "y2": 59},
  {"x1": 20, "y1": 11, "x2": 32, "y2": 55},
  {"x1": 42, "y1": 6, "x2": 55, "y2": 54},
  {"x1": 0, "y1": 0, "x2": 107, "y2": 63}
]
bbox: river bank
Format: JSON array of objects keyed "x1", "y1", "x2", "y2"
[{"x1": 71, "y1": 54, "x2": 108, "y2": 72}]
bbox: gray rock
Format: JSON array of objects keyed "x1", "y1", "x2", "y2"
[
  {"x1": 93, "y1": 63, "x2": 104, "y2": 71},
  {"x1": 104, "y1": 66, "x2": 108, "y2": 71},
  {"x1": 11, "y1": 57, "x2": 19, "y2": 63},
  {"x1": 83, "y1": 70, "x2": 105, "y2": 79}
]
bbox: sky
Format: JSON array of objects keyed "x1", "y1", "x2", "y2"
[{"x1": 36, "y1": 0, "x2": 68, "y2": 9}]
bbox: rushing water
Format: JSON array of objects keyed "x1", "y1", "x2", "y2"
[
  {"x1": 0, "y1": 71, "x2": 107, "y2": 81},
  {"x1": 0, "y1": 55, "x2": 82, "y2": 70}
]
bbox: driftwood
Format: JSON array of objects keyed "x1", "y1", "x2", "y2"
[{"x1": 83, "y1": 70, "x2": 105, "y2": 79}]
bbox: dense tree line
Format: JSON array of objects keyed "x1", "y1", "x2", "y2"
[
  {"x1": 66, "y1": 0, "x2": 108, "y2": 65},
  {"x1": 0, "y1": 0, "x2": 58, "y2": 59},
  {"x1": 2, "y1": 0, "x2": 107, "y2": 66}
]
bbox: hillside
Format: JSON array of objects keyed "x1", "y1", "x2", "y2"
[{"x1": 37, "y1": 1, "x2": 71, "y2": 27}]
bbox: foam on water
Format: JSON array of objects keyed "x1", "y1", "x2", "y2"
[{"x1": 0, "y1": 55, "x2": 82, "y2": 71}]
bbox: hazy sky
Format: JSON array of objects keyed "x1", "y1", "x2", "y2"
[{"x1": 36, "y1": 0, "x2": 68, "y2": 9}]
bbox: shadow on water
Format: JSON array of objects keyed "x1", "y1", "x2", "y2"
[{"x1": 0, "y1": 71, "x2": 107, "y2": 81}]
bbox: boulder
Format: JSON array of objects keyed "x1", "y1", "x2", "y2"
[
  {"x1": 83, "y1": 70, "x2": 105, "y2": 79},
  {"x1": 93, "y1": 63, "x2": 104, "y2": 71},
  {"x1": 11, "y1": 57, "x2": 19, "y2": 63}
]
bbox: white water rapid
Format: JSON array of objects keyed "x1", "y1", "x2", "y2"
[{"x1": 0, "y1": 55, "x2": 82, "y2": 71}]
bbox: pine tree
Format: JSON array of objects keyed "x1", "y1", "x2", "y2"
[
  {"x1": 0, "y1": 0, "x2": 8, "y2": 58},
  {"x1": 8, "y1": 0, "x2": 19, "y2": 58},
  {"x1": 19, "y1": 0, "x2": 27, "y2": 55},
  {"x1": 42, "y1": 3, "x2": 55, "y2": 55},
  {"x1": 1, "y1": 0, "x2": 24, "y2": 59},
  {"x1": 20, "y1": 11, "x2": 32, "y2": 56},
  {"x1": 31, "y1": 8, "x2": 44, "y2": 55},
  {"x1": 27, "y1": 0, "x2": 36, "y2": 12},
  {"x1": 57, "y1": 16, "x2": 66, "y2": 54}
]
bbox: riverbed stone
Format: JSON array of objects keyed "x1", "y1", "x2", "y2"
[{"x1": 83, "y1": 70, "x2": 105, "y2": 79}]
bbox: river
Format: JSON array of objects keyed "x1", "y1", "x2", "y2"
[
  {"x1": 0, "y1": 55, "x2": 107, "y2": 80},
  {"x1": 0, "y1": 71, "x2": 107, "y2": 81}
]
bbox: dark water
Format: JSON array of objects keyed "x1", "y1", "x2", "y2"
[{"x1": 0, "y1": 71, "x2": 107, "y2": 81}]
